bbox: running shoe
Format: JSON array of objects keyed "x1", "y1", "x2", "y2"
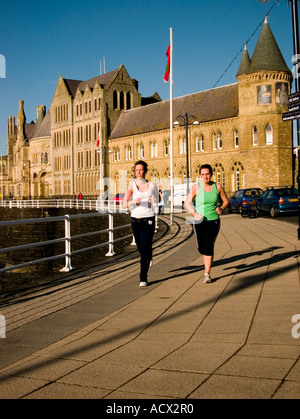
[
  {"x1": 204, "y1": 273, "x2": 212, "y2": 284},
  {"x1": 139, "y1": 281, "x2": 148, "y2": 288}
]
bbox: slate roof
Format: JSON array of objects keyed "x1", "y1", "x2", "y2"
[
  {"x1": 110, "y1": 83, "x2": 239, "y2": 140},
  {"x1": 31, "y1": 110, "x2": 51, "y2": 139},
  {"x1": 24, "y1": 123, "x2": 36, "y2": 141},
  {"x1": 63, "y1": 68, "x2": 119, "y2": 98},
  {"x1": 250, "y1": 19, "x2": 290, "y2": 73},
  {"x1": 237, "y1": 45, "x2": 251, "y2": 76}
]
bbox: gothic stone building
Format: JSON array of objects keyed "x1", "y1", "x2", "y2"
[
  {"x1": 109, "y1": 18, "x2": 293, "y2": 195},
  {"x1": 2, "y1": 19, "x2": 293, "y2": 199}
]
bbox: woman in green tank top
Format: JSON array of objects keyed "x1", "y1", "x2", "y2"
[{"x1": 185, "y1": 164, "x2": 229, "y2": 283}]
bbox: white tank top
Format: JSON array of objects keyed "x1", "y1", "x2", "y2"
[{"x1": 131, "y1": 181, "x2": 156, "y2": 218}]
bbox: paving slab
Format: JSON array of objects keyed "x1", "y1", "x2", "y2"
[{"x1": 0, "y1": 214, "x2": 299, "y2": 400}]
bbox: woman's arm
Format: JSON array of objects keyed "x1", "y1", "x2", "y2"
[
  {"x1": 216, "y1": 184, "x2": 229, "y2": 215},
  {"x1": 185, "y1": 184, "x2": 203, "y2": 220},
  {"x1": 123, "y1": 184, "x2": 140, "y2": 209}
]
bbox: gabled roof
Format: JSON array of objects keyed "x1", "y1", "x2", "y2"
[
  {"x1": 63, "y1": 68, "x2": 120, "y2": 98},
  {"x1": 110, "y1": 83, "x2": 239, "y2": 139}
]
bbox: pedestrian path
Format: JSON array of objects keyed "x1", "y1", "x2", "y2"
[{"x1": 0, "y1": 214, "x2": 299, "y2": 399}]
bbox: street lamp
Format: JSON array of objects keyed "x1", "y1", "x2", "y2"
[{"x1": 174, "y1": 113, "x2": 199, "y2": 195}]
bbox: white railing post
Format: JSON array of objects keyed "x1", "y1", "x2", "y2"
[
  {"x1": 60, "y1": 215, "x2": 74, "y2": 272},
  {"x1": 106, "y1": 213, "x2": 116, "y2": 256}
]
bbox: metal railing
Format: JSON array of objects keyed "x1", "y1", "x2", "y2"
[
  {"x1": 0, "y1": 199, "x2": 123, "y2": 212},
  {"x1": 0, "y1": 212, "x2": 133, "y2": 273}
]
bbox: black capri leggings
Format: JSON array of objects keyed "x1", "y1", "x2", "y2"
[
  {"x1": 193, "y1": 219, "x2": 220, "y2": 256},
  {"x1": 131, "y1": 217, "x2": 155, "y2": 282}
]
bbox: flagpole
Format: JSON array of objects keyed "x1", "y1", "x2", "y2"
[{"x1": 169, "y1": 28, "x2": 174, "y2": 226}]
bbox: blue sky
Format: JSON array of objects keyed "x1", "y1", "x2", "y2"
[{"x1": 0, "y1": 0, "x2": 295, "y2": 155}]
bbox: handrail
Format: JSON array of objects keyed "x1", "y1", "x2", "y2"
[
  {"x1": 0, "y1": 212, "x2": 132, "y2": 273},
  {"x1": 0, "y1": 199, "x2": 125, "y2": 212}
]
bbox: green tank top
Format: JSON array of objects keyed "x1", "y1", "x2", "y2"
[{"x1": 195, "y1": 181, "x2": 220, "y2": 221}]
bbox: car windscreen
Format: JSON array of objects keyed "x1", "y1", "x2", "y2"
[
  {"x1": 245, "y1": 190, "x2": 262, "y2": 197},
  {"x1": 277, "y1": 188, "x2": 298, "y2": 197}
]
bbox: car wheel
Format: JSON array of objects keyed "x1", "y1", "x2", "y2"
[
  {"x1": 241, "y1": 209, "x2": 249, "y2": 217},
  {"x1": 270, "y1": 206, "x2": 277, "y2": 218}
]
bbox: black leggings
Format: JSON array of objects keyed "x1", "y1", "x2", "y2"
[
  {"x1": 193, "y1": 219, "x2": 220, "y2": 256},
  {"x1": 131, "y1": 217, "x2": 155, "y2": 282}
]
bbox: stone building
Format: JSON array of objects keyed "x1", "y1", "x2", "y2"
[
  {"x1": 2, "y1": 18, "x2": 294, "y2": 200},
  {"x1": 3, "y1": 65, "x2": 146, "y2": 199},
  {"x1": 109, "y1": 18, "x2": 293, "y2": 195}
]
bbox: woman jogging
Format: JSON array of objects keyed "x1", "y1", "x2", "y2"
[
  {"x1": 185, "y1": 164, "x2": 229, "y2": 283},
  {"x1": 123, "y1": 160, "x2": 159, "y2": 288}
]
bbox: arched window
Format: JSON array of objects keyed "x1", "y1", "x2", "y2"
[
  {"x1": 231, "y1": 161, "x2": 245, "y2": 193},
  {"x1": 200, "y1": 134, "x2": 204, "y2": 152},
  {"x1": 195, "y1": 134, "x2": 204, "y2": 152},
  {"x1": 120, "y1": 91, "x2": 124, "y2": 110},
  {"x1": 114, "y1": 147, "x2": 120, "y2": 162},
  {"x1": 234, "y1": 129, "x2": 239, "y2": 148},
  {"x1": 213, "y1": 163, "x2": 225, "y2": 188},
  {"x1": 195, "y1": 135, "x2": 200, "y2": 152},
  {"x1": 212, "y1": 132, "x2": 217, "y2": 150},
  {"x1": 179, "y1": 137, "x2": 186, "y2": 155},
  {"x1": 151, "y1": 141, "x2": 158, "y2": 158},
  {"x1": 179, "y1": 166, "x2": 187, "y2": 183},
  {"x1": 164, "y1": 140, "x2": 169, "y2": 156},
  {"x1": 125, "y1": 145, "x2": 132, "y2": 161},
  {"x1": 126, "y1": 92, "x2": 131, "y2": 109},
  {"x1": 138, "y1": 143, "x2": 144, "y2": 159},
  {"x1": 265, "y1": 124, "x2": 273, "y2": 145},
  {"x1": 253, "y1": 126, "x2": 258, "y2": 146},
  {"x1": 218, "y1": 131, "x2": 222, "y2": 149},
  {"x1": 113, "y1": 90, "x2": 118, "y2": 109}
]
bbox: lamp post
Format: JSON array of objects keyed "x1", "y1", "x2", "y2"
[
  {"x1": 174, "y1": 113, "x2": 199, "y2": 196},
  {"x1": 288, "y1": 0, "x2": 300, "y2": 239}
]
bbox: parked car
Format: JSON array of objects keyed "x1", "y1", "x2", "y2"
[
  {"x1": 112, "y1": 193, "x2": 125, "y2": 203},
  {"x1": 256, "y1": 186, "x2": 298, "y2": 217},
  {"x1": 229, "y1": 188, "x2": 263, "y2": 214}
]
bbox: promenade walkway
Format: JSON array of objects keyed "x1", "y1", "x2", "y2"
[{"x1": 0, "y1": 213, "x2": 299, "y2": 399}]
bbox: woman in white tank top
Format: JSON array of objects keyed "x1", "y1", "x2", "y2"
[{"x1": 123, "y1": 161, "x2": 159, "y2": 288}]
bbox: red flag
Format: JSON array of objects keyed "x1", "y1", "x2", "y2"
[
  {"x1": 96, "y1": 126, "x2": 101, "y2": 148},
  {"x1": 164, "y1": 44, "x2": 170, "y2": 83}
]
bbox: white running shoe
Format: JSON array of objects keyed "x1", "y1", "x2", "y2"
[
  {"x1": 139, "y1": 281, "x2": 148, "y2": 288},
  {"x1": 204, "y1": 273, "x2": 212, "y2": 284}
]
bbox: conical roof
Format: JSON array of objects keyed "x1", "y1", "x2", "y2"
[
  {"x1": 237, "y1": 45, "x2": 251, "y2": 76},
  {"x1": 249, "y1": 17, "x2": 290, "y2": 73}
]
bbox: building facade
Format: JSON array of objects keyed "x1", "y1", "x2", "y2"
[
  {"x1": 109, "y1": 18, "x2": 293, "y2": 195},
  {"x1": 1, "y1": 19, "x2": 294, "y2": 200}
]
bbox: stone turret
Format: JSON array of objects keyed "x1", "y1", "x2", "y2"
[
  {"x1": 17, "y1": 99, "x2": 26, "y2": 141},
  {"x1": 236, "y1": 45, "x2": 251, "y2": 77}
]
